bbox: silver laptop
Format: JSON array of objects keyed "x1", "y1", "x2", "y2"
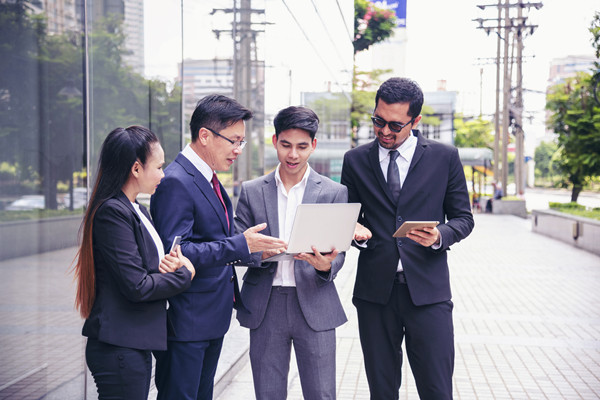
[{"x1": 263, "y1": 203, "x2": 362, "y2": 262}]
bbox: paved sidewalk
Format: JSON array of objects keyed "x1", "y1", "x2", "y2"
[{"x1": 214, "y1": 213, "x2": 600, "y2": 399}]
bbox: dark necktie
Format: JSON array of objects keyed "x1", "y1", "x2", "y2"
[
  {"x1": 211, "y1": 172, "x2": 230, "y2": 230},
  {"x1": 387, "y1": 150, "x2": 401, "y2": 202}
]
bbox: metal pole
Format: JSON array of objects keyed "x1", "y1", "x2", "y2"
[
  {"x1": 515, "y1": 4, "x2": 525, "y2": 195},
  {"x1": 501, "y1": 0, "x2": 510, "y2": 197},
  {"x1": 493, "y1": 0, "x2": 501, "y2": 181}
]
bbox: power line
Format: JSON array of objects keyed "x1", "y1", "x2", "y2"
[
  {"x1": 280, "y1": 0, "x2": 350, "y2": 101},
  {"x1": 308, "y1": 0, "x2": 349, "y2": 68},
  {"x1": 335, "y1": 0, "x2": 354, "y2": 43}
]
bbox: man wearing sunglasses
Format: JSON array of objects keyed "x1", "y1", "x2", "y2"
[
  {"x1": 150, "y1": 94, "x2": 286, "y2": 399},
  {"x1": 341, "y1": 78, "x2": 474, "y2": 400}
]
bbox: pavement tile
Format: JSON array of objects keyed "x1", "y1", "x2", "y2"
[{"x1": 1, "y1": 213, "x2": 599, "y2": 399}]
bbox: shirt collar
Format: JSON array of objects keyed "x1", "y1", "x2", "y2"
[
  {"x1": 182, "y1": 144, "x2": 214, "y2": 183},
  {"x1": 274, "y1": 163, "x2": 311, "y2": 191},
  {"x1": 378, "y1": 132, "x2": 418, "y2": 163}
]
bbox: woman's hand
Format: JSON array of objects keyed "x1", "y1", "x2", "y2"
[{"x1": 159, "y1": 245, "x2": 195, "y2": 279}]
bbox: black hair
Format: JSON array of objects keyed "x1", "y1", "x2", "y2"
[
  {"x1": 189, "y1": 94, "x2": 253, "y2": 141},
  {"x1": 375, "y1": 77, "x2": 424, "y2": 118},
  {"x1": 91, "y1": 126, "x2": 158, "y2": 208},
  {"x1": 273, "y1": 106, "x2": 319, "y2": 140},
  {"x1": 74, "y1": 125, "x2": 158, "y2": 318}
]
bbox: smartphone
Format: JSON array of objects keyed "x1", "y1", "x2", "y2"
[{"x1": 169, "y1": 235, "x2": 182, "y2": 253}]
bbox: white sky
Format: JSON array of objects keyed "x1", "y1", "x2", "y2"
[
  {"x1": 404, "y1": 0, "x2": 598, "y2": 118},
  {"x1": 144, "y1": 0, "x2": 599, "y2": 153}
]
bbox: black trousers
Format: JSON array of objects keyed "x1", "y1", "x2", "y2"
[
  {"x1": 354, "y1": 276, "x2": 454, "y2": 400},
  {"x1": 86, "y1": 338, "x2": 152, "y2": 400}
]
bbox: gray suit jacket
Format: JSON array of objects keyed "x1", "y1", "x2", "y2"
[{"x1": 234, "y1": 168, "x2": 348, "y2": 331}]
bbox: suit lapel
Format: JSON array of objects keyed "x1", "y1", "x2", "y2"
[
  {"x1": 175, "y1": 154, "x2": 229, "y2": 235},
  {"x1": 301, "y1": 168, "x2": 322, "y2": 204},
  {"x1": 407, "y1": 130, "x2": 427, "y2": 176},
  {"x1": 262, "y1": 172, "x2": 279, "y2": 237}
]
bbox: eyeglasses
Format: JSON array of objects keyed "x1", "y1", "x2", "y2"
[
  {"x1": 205, "y1": 127, "x2": 247, "y2": 149},
  {"x1": 371, "y1": 116, "x2": 415, "y2": 133}
]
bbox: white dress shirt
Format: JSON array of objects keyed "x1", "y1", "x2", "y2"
[
  {"x1": 272, "y1": 164, "x2": 311, "y2": 287},
  {"x1": 379, "y1": 134, "x2": 417, "y2": 272},
  {"x1": 131, "y1": 202, "x2": 165, "y2": 268},
  {"x1": 182, "y1": 144, "x2": 215, "y2": 189}
]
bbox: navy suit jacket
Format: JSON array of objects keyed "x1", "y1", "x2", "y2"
[
  {"x1": 150, "y1": 153, "x2": 250, "y2": 342},
  {"x1": 234, "y1": 169, "x2": 348, "y2": 331},
  {"x1": 341, "y1": 132, "x2": 474, "y2": 306},
  {"x1": 82, "y1": 191, "x2": 192, "y2": 350}
]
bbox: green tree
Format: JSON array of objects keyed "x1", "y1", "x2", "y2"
[
  {"x1": 590, "y1": 12, "x2": 600, "y2": 105},
  {"x1": 351, "y1": 0, "x2": 396, "y2": 146},
  {"x1": 546, "y1": 72, "x2": 600, "y2": 202},
  {"x1": 453, "y1": 116, "x2": 494, "y2": 148},
  {"x1": 545, "y1": 14, "x2": 600, "y2": 202},
  {"x1": 0, "y1": 4, "x2": 182, "y2": 210},
  {"x1": 353, "y1": 0, "x2": 397, "y2": 54},
  {"x1": 351, "y1": 69, "x2": 390, "y2": 130},
  {"x1": 533, "y1": 141, "x2": 559, "y2": 183}
]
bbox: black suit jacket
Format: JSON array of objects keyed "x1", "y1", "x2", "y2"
[
  {"x1": 341, "y1": 132, "x2": 474, "y2": 306},
  {"x1": 82, "y1": 191, "x2": 192, "y2": 350}
]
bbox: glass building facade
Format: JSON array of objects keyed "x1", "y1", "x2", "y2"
[{"x1": 0, "y1": 0, "x2": 352, "y2": 398}]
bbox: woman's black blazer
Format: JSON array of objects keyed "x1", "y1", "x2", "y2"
[{"x1": 82, "y1": 191, "x2": 191, "y2": 350}]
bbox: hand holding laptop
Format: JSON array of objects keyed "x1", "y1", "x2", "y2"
[{"x1": 294, "y1": 246, "x2": 340, "y2": 272}]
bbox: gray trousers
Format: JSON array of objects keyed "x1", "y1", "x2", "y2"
[{"x1": 249, "y1": 286, "x2": 336, "y2": 400}]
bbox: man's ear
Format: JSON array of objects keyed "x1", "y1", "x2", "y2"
[
  {"x1": 198, "y1": 127, "x2": 211, "y2": 146},
  {"x1": 412, "y1": 115, "x2": 423, "y2": 129},
  {"x1": 272, "y1": 134, "x2": 278, "y2": 148}
]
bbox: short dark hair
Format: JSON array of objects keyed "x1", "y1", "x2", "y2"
[
  {"x1": 189, "y1": 94, "x2": 253, "y2": 141},
  {"x1": 375, "y1": 77, "x2": 424, "y2": 118},
  {"x1": 273, "y1": 106, "x2": 319, "y2": 140}
]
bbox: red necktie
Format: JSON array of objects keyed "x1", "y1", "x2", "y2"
[{"x1": 211, "y1": 172, "x2": 230, "y2": 230}]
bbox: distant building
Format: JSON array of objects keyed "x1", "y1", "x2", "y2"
[
  {"x1": 421, "y1": 88, "x2": 457, "y2": 146},
  {"x1": 27, "y1": 0, "x2": 145, "y2": 74},
  {"x1": 179, "y1": 59, "x2": 235, "y2": 127},
  {"x1": 27, "y1": 0, "x2": 82, "y2": 34},
  {"x1": 547, "y1": 55, "x2": 596, "y2": 86}
]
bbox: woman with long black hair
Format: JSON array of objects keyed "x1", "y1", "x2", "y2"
[{"x1": 72, "y1": 126, "x2": 195, "y2": 399}]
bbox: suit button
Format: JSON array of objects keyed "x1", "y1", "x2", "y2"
[
  {"x1": 397, "y1": 216, "x2": 402, "y2": 222},
  {"x1": 398, "y1": 241, "x2": 403, "y2": 247},
  {"x1": 230, "y1": 275, "x2": 235, "y2": 282}
]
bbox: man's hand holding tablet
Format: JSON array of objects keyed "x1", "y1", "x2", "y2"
[{"x1": 393, "y1": 221, "x2": 440, "y2": 247}]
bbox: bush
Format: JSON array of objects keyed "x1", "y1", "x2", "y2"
[
  {"x1": 549, "y1": 202, "x2": 586, "y2": 210},
  {"x1": 549, "y1": 202, "x2": 600, "y2": 221}
]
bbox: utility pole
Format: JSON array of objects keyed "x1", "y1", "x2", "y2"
[
  {"x1": 212, "y1": 1, "x2": 267, "y2": 193},
  {"x1": 501, "y1": 0, "x2": 510, "y2": 197},
  {"x1": 515, "y1": 4, "x2": 525, "y2": 195},
  {"x1": 474, "y1": 1, "x2": 542, "y2": 197},
  {"x1": 494, "y1": 0, "x2": 501, "y2": 181}
]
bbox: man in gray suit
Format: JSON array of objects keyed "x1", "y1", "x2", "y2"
[{"x1": 235, "y1": 106, "x2": 350, "y2": 400}]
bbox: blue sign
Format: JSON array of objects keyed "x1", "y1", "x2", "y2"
[{"x1": 374, "y1": 0, "x2": 407, "y2": 27}]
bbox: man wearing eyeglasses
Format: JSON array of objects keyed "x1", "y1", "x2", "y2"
[
  {"x1": 150, "y1": 94, "x2": 286, "y2": 400},
  {"x1": 341, "y1": 78, "x2": 474, "y2": 400}
]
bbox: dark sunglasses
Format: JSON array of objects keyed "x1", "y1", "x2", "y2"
[{"x1": 371, "y1": 116, "x2": 415, "y2": 133}]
